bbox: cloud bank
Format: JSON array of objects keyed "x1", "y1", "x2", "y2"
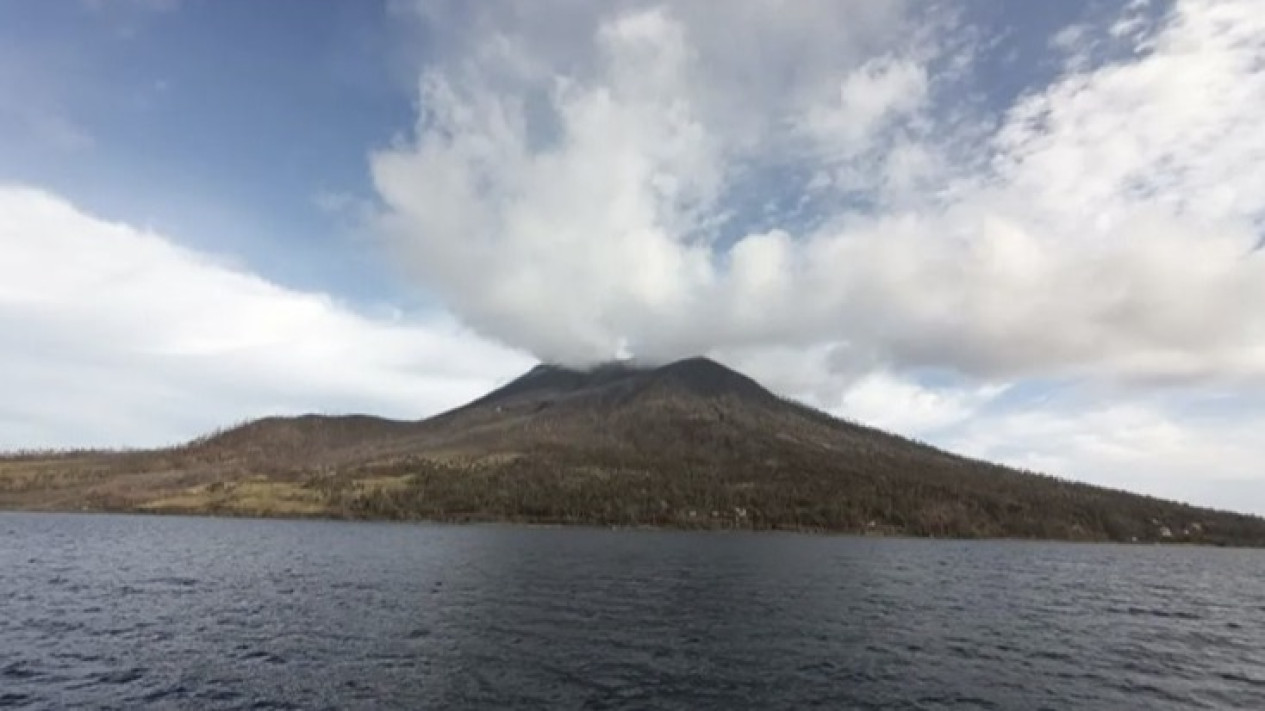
[
  {"x1": 0, "y1": 186, "x2": 530, "y2": 449},
  {"x1": 374, "y1": 0, "x2": 1265, "y2": 387}
]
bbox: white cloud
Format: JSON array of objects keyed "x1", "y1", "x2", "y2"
[
  {"x1": 375, "y1": 0, "x2": 1265, "y2": 387},
  {"x1": 944, "y1": 396, "x2": 1265, "y2": 515},
  {"x1": 799, "y1": 55, "x2": 928, "y2": 158},
  {"x1": 0, "y1": 186, "x2": 531, "y2": 449},
  {"x1": 834, "y1": 373, "x2": 1005, "y2": 436}
]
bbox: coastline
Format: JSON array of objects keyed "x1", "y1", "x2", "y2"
[{"x1": 0, "y1": 505, "x2": 1244, "y2": 547}]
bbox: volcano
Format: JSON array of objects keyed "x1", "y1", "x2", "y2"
[{"x1": 3, "y1": 357, "x2": 1264, "y2": 545}]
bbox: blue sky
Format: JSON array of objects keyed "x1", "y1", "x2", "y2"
[
  {"x1": 3, "y1": 0, "x2": 1265, "y2": 514},
  {"x1": 0, "y1": 0, "x2": 415, "y2": 299},
  {"x1": 0, "y1": 0, "x2": 1163, "y2": 296}
]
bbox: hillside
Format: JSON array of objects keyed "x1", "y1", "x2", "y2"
[{"x1": 3, "y1": 357, "x2": 1264, "y2": 545}]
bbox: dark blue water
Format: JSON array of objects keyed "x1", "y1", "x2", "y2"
[{"x1": 2, "y1": 513, "x2": 1264, "y2": 709}]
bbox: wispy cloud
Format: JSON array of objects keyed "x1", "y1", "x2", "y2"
[
  {"x1": 0, "y1": 45, "x2": 94, "y2": 153},
  {"x1": 80, "y1": 0, "x2": 182, "y2": 14}
]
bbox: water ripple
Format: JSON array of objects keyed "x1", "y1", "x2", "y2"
[{"x1": 2, "y1": 513, "x2": 1265, "y2": 709}]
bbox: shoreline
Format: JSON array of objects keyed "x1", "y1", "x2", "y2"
[{"x1": 0, "y1": 506, "x2": 1245, "y2": 548}]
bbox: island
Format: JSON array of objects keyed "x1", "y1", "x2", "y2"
[{"x1": 3, "y1": 357, "x2": 1264, "y2": 545}]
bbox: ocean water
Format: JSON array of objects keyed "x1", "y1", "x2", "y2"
[{"x1": 2, "y1": 512, "x2": 1263, "y2": 709}]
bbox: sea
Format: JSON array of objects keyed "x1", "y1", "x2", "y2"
[{"x1": 2, "y1": 512, "x2": 1263, "y2": 709}]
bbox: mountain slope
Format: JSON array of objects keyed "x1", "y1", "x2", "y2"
[{"x1": 3, "y1": 357, "x2": 1264, "y2": 545}]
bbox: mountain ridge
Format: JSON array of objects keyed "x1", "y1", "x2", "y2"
[{"x1": 3, "y1": 356, "x2": 1265, "y2": 546}]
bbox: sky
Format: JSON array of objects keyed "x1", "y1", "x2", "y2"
[{"x1": 3, "y1": 0, "x2": 1265, "y2": 513}]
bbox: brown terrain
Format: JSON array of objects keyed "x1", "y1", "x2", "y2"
[{"x1": 3, "y1": 356, "x2": 1264, "y2": 545}]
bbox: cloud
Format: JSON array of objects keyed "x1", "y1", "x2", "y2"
[
  {"x1": 943, "y1": 395, "x2": 1265, "y2": 515},
  {"x1": 0, "y1": 186, "x2": 531, "y2": 449},
  {"x1": 373, "y1": 0, "x2": 1265, "y2": 388},
  {"x1": 834, "y1": 373, "x2": 1006, "y2": 436},
  {"x1": 798, "y1": 54, "x2": 928, "y2": 160}
]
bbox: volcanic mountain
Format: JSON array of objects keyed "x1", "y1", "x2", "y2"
[{"x1": 3, "y1": 356, "x2": 1264, "y2": 545}]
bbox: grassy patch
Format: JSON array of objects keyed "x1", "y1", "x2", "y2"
[{"x1": 141, "y1": 478, "x2": 330, "y2": 516}]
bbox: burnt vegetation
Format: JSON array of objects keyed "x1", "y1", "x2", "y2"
[{"x1": 3, "y1": 357, "x2": 1263, "y2": 546}]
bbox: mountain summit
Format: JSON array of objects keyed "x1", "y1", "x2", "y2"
[
  {"x1": 460, "y1": 356, "x2": 777, "y2": 412},
  {"x1": 3, "y1": 357, "x2": 1265, "y2": 545}
]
